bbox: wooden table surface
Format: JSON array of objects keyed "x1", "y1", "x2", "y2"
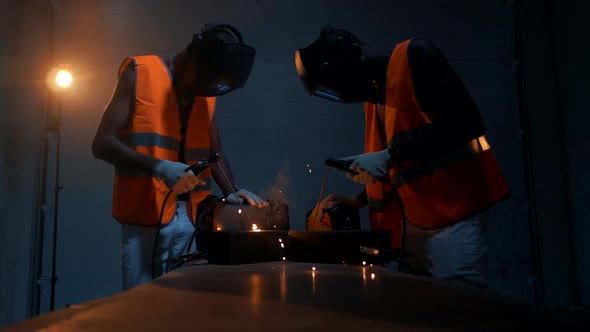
[{"x1": 2, "y1": 262, "x2": 586, "y2": 331}]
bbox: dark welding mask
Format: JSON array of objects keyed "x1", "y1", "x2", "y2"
[
  {"x1": 295, "y1": 31, "x2": 372, "y2": 104},
  {"x1": 188, "y1": 23, "x2": 256, "y2": 97}
]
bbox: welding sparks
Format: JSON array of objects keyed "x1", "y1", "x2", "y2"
[{"x1": 251, "y1": 224, "x2": 260, "y2": 232}]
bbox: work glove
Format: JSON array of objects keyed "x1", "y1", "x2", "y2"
[
  {"x1": 307, "y1": 194, "x2": 363, "y2": 230},
  {"x1": 226, "y1": 189, "x2": 270, "y2": 208},
  {"x1": 318, "y1": 194, "x2": 363, "y2": 211},
  {"x1": 340, "y1": 149, "x2": 393, "y2": 185},
  {"x1": 153, "y1": 160, "x2": 205, "y2": 194}
]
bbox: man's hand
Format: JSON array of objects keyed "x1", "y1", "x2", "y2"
[
  {"x1": 307, "y1": 194, "x2": 363, "y2": 229},
  {"x1": 226, "y1": 189, "x2": 270, "y2": 208},
  {"x1": 171, "y1": 172, "x2": 206, "y2": 195},
  {"x1": 319, "y1": 194, "x2": 363, "y2": 211},
  {"x1": 153, "y1": 160, "x2": 206, "y2": 194},
  {"x1": 340, "y1": 149, "x2": 393, "y2": 185}
]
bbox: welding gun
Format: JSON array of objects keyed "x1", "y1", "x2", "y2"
[
  {"x1": 325, "y1": 158, "x2": 359, "y2": 176},
  {"x1": 184, "y1": 153, "x2": 220, "y2": 175}
]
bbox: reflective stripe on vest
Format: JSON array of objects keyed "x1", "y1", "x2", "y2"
[{"x1": 391, "y1": 136, "x2": 489, "y2": 188}]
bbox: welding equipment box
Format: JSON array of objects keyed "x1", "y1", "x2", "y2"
[
  {"x1": 195, "y1": 197, "x2": 290, "y2": 264},
  {"x1": 286, "y1": 230, "x2": 391, "y2": 265},
  {"x1": 208, "y1": 230, "x2": 392, "y2": 265},
  {"x1": 208, "y1": 230, "x2": 289, "y2": 264},
  {"x1": 213, "y1": 202, "x2": 289, "y2": 231}
]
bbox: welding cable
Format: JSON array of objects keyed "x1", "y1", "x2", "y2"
[
  {"x1": 151, "y1": 190, "x2": 174, "y2": 280},
  {"x1": 186, "y1": 235, "x2": 194, "y2": 254},
  {"x1": 186, "y1": 209, "x2": 209, "y2": 254},
  {"x1": 392, "y1": 188, "x2": 408, "y2": 273},
  {"x1": 214, "y1": 161, "x2": 254, "y2": 225},
  {"x1": 310, "y1": 166, "x2": 331, "y2": 230},
  {"x1": 372, "y1": 174, "x2": 408, "y2": 272}
]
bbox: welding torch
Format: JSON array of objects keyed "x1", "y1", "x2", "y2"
[
  {"x1": 185, "y1": 153, "x2": 220, "y2": 175},
  {"x1": 325, "y1": 158, "x2": 359, "y2": 176}
]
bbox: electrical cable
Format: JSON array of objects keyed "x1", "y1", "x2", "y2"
[
  {"x1": 151, "y1": 190, "x2": 174, "y2": 279},
  {"x1": 150, "y1": 154, "x2": 219, "y2": 279},
  {"x1": 392, "y1": 188, "x2": 408, "y2": 273}
]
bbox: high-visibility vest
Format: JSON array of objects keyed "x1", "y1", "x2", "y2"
[
  {"x1": 365, "y1": 40, "x2": 510, "y2": 248},
  {"x1": 112, "y1": 55, "x2": 215, "y2": 225}
]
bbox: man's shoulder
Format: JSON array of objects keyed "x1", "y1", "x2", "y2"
[
  {"x1": 407, "y1": 38, "x2": 442, "y2": 60},
  {"x1": 124, "y1": 54, "x2": 163, "y2": 63},
  {"x1": 118, "y1": 55, "x2": 165, "y2": 73}
]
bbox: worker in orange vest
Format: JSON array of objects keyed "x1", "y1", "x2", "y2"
[
  {"x1": 92, "y1": 22, "x2": 269, "y2": 290},
  {"x1": 295, "y1": 26, "x2": 510, "y2": 288}
]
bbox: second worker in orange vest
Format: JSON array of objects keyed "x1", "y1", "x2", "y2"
[
  {"x1": 92, "y1": 22, "x2": 269, "y2": 290},
  {"x1": 295, "y1": 26, "x2": 510, "y2": 288}
]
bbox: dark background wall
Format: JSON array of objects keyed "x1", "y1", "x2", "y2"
[{"x1": 0, "y1": 0, "x2": 587, "y2": 326}]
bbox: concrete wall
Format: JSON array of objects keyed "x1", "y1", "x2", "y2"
[
  {"x1": 0, "y1": 0, "x2": 53, "y2": 325},
  {"x1": 547, "y1": 0, "x2": 590, "y2": 307}
]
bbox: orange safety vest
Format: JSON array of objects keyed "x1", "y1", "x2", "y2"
[
  {"x1": 112, "y1": 55, "x2": 215, "y2": 226},
  {"x1": 365, "y1": 40, "x2": 510, "y2": 248}
]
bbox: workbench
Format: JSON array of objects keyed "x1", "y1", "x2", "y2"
[{"x1": 1, "y1": 262, "x2": 586, "y2": 331}]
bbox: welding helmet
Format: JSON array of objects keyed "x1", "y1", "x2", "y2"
[
  {"x1": 295, "y1": 27, "x2": 373, "y2": 103},
  {"x1": 188, "y1": 22, "x2": 256, "y2": 97}
]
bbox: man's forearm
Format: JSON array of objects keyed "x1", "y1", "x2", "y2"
[
  {"x1": 388, "y1": 111, "x2": 484, "y2": 165},
  {"x1": 92, "y1": 137, "x2": 159, "y2": 172}
]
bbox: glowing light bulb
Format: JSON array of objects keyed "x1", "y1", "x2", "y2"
[
  {"x1": 55, "y1": 69, "x2": 73, "y2": 88},
  {"x1": 279, "y1": 239, "x2": 282, "y2": 243},
  {"x1": 312, "y1": 267, "x2": 316, "y2": 271},
  {"x1": 282, "y1": 257, "x2": 286, "y2": 261},
  {"x1": 238, "y1": 209, "x2": 242, "y2": 214},
  {"x1": 371, "y1": 273, "x2": 376, "y2": 280},
  {"x1": 251, "y1": 224, "x2": 258, "y2": 230},
  {"x1": 362, "y1": 261, "x2": 367, "y2": 266},
  {"x1": 280, "y1": 243, "x2": 284, "y2": 248}
]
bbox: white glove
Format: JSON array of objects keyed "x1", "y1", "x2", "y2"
[
  {"x1": 226, "y1": 189, "x2": 270, "y2": 208},
  {"x1": 340, "y1": 149, "x2": 393, "y2": 185},
  {"x1": 153, "y1": 160, "x2": 205, "y2": 194}
]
